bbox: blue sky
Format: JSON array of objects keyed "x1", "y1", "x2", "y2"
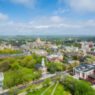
[{"x1": 0, "y1": 0, "x2": 95, "y2": 36}]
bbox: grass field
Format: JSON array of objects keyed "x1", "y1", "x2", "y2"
[
  {"x1": 54, "y1": 83, "x2": 70, "y2": 95},
  {"x1": 27, "y1": 82, "x2": 71, "y2": 95},
  {"x1": 44, "y1": 84, "x2": 56, "y2": 95},
  {"x1": 27, "y1": 86, "x2": 48, "y2": 95}
]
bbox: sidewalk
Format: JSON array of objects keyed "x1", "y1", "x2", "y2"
[
  {"x1": 92, "y1": 85, "x2": 95, "y2": 89},
  {"x1": 0, "y1": 89, "x2": 9, "y2": 94},
  {"x1": 18, "y1": 92, "x2": 27, "y2": 95}
]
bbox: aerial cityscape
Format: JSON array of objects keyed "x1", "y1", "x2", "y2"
[{"x1": 0, "y1": 0, "x2": 95, "y2": 95}]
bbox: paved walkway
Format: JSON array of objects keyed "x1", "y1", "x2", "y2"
[
  {"x1": 18, "y1": 92, "x2": 27, "y2": 95},
  {"x1": 18, "y1": 85, "x2": 43, "y2": 95},
  {"x1": 0, "y1": 71, "x2": 68, "y2": 95},
  {"x1": 0, "y1": 89, "x2": 9, "y2": 95},
  {"x1": 51, "y1": 81, "x2": 59, "y2": 95},
  {"x1": 92, "y1": 85, "x2": 95, "y2": 89},
  {"x1": 41, "y1": 83, "x2": 54, "y2": 95}
]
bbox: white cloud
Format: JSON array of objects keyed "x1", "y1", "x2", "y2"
[
  {"x1": 54, "y1": 8, "x2": 68, "y2": 14},
  {"x1": 61, "y1": 0, "x2": 95, "y2": 13},
  {"x1": 50, "y1": 16, "x2": 62, "y2": 23},
  {"x1": 0, "y1": 13, "x2": 8, "y2": 21},
  {"x1": 34, "y1": 25, "x2": 49, "y2": 29},
  {"x1": 0, "y1": 15, "x2": 95, "y2": 36},
  {"x1": 10, "y1": 0, "x2": 36, "y2": 8}
]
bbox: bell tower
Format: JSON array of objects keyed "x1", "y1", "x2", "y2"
[{"x1": 41, "y1": 58, "x2": 47, "y2": 74}]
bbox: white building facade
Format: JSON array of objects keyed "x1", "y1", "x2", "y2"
[
  {"x1": 73, "y1": 64, "x2": 95, "y2": 79},
  {"x1": 0, "y1": 73, "x2": 4, "y2": 91}
]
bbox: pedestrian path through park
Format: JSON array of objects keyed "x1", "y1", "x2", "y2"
[
  {"x1": 51, "y1": 81, "x2": 59, "y2": 95},
  {"x1": 26, "y1": 82, "x2": 71, "y2": 95},
  {"x1": 41, "y1": 83, "x2": 55, "y2": 95},
  {"x1": 41, "y1": 81, "x2": 70, "y2": 95}
]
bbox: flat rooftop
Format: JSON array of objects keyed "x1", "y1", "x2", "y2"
[{"x1": 74, "y1": 64, "x2": 95, "y2": 72}]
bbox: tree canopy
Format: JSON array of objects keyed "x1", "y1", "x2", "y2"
[{"x1": 63, "y1": 76, "x2": 95, "y2": 95}]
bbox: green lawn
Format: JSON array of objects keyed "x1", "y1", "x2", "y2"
[
  {"x1": 54, "y1": 83, "x2": 71, "y2": 95},
  {"x1": 44, "y1": 84, "x2": 56, "y2": 95},
  {"x1": 26, "y1": 83, "x2": 71, "y2": 95},
  {"x1": 27, "y1": 84, "x2": 56, "y2": 95},
  {"x1": 27, "y1": 86, "x2": 48, "y2": 95}
]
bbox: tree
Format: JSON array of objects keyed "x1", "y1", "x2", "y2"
[
  {"x1": 26, "y1": 85, "x2": 31, "y2": 93},
  {"x1": 4, "y1": 70, "x2": 28, "y2": 88},
  {"x1": 11, "y1": 61, "x2": 19, "y2": 70},
  {"x1": 31, "y1": 85, "x2": 36, "y2": 92},
  {"x1": 74, "y1": 90, "x2": 79, "y2": 95},
  {"x1": 55, "y1": 62, "x2": 65, "y2": 71},
  {"x1": 20, "y1": 56, "x2": 37, "y2": 68},
  {"x1": 32, "y1": 70, "x2": 42, "y2": 80},
  {"x1": 47, "y1": 62, "x2": 66, "y2": 73},
  {"x1": 63, "y1": 76, "x2": 95, "y2": 95},
  {"x1": 9, "y1": 87, "x2": 18, "y2": 95},
  {"x1": 26, "y1": 59, "x2": 36, "y2": 68},
  {"x1": 47, "y1": 62, "x2": 57, "y2": 73},
  {"x1": 73, "y1": 56, "x2": 78, "y2": 60},
  {"x1": 43, "y1": 78, "x2": 51, "y2": 87},
  {"x1": 0, "y1": 60, "x2": 10, "y2": 72}
]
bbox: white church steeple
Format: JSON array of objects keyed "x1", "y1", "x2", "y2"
[{"x1": 41, "y1": 58, "x2": 47, "y2": 74}]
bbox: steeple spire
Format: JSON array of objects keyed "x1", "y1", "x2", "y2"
[
  {"x1": 41, "y1": 58, "x2": 47, "y2": 74},
  {"x1": 42, "y1": 58, "x2": 45, "y2": 67}
]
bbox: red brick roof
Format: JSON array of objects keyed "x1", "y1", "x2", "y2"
[{"x1": 49, "y1": 57, "x2": 63, "y2": 62}]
